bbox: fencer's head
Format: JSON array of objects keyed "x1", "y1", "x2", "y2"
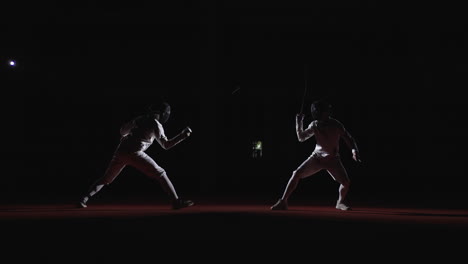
[
  {"x1": 148, "y1": 101, "x2": 171, "y2": 124},
  {"x1": 310, "y1": 100, "x2": 332, "y2": 120}
]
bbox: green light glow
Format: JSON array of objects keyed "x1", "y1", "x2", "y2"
[{"x1": 255, "y1": 141, "x2": 262, "y2": 150}]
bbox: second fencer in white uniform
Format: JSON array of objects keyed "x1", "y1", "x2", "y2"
[
  {"x1": 271, "y1": 100, "x2": 361, "y2": 211},
  {"x1": 78, "y1": 101, "x2": 194, "y2": 209}
]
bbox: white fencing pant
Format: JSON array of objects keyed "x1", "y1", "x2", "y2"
[
  {"x1": 279, "y1": 153, "x2": 351, "y2": 203},
  {"x1": 101, "y1": 150, "x2": 166, "y2": 184},
  {"x1": 87, "y1": 150, "x2": 178, "y2": 201},
  {"x1": 295, "y1": 154, "x2": 350, "y2": 185}
]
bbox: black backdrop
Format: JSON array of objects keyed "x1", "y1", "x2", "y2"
[{"x1": 2, "y1": 1, "x2": 467, "y2": 208}]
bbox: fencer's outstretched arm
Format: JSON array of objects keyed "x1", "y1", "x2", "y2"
[
  {"x1": 157, "y1": 127, "x2": 192, "y2": 150},
  {"x1": 296, "y1": 114, "x2": 314, "y2": 142},
  {"x1": 341, "y1": 129, "x2": 361, "y2": 162}
]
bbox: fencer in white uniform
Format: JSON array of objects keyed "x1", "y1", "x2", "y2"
[
  {"x1": 78, "y1": 102, "x2": 194, "y2": 209},
  {"x1": 271, "y1": 100, "x2": 361, "y2": 211}
]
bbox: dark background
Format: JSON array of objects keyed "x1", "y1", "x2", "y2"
[{"x1": 1, "y1": 1, "x2": 467, "y2": 208}]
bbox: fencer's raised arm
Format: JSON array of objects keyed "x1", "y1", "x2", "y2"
[
  {"x1": 155, "y1": 123, "x2": 192, "y2": 150},
  {"x1": 296, "y1": 114, "x2": 314, "y2": 142},
  {"x1": 120, "y1": 119, "x2": 136, "y2": 138}
]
